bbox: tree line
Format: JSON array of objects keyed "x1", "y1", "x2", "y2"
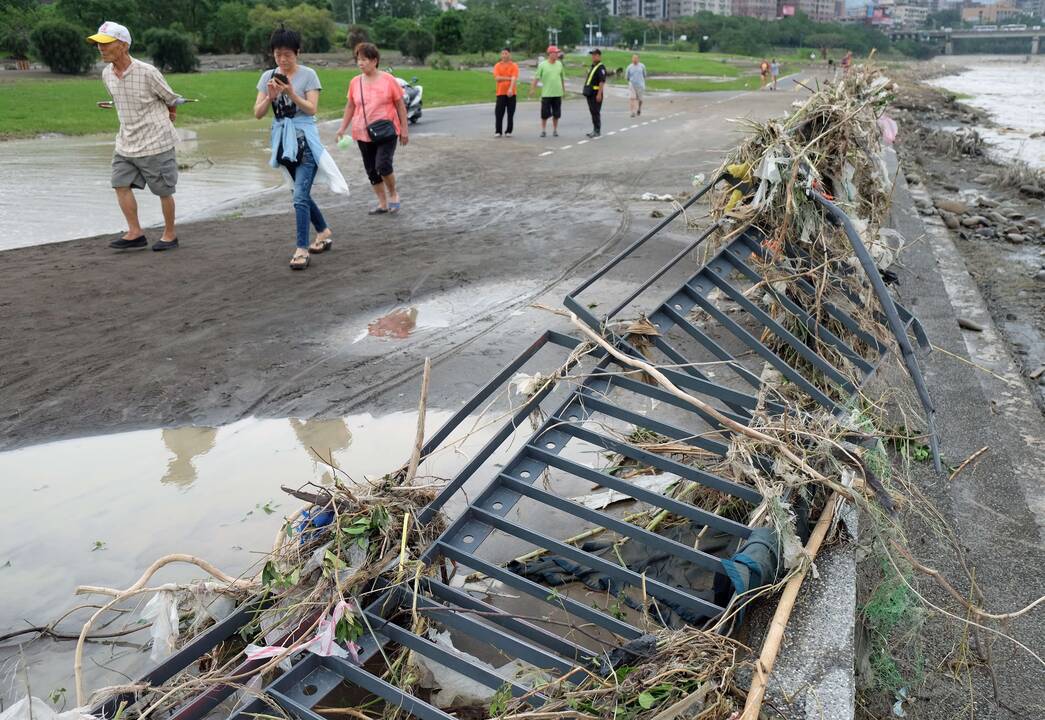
[{"x1": 0, "y1": 0, "x2": 916, "y2": 76}]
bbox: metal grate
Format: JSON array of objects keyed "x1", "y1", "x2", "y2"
[{"x1": 94, "y1": 180, "x2": 937, "y2": 720}]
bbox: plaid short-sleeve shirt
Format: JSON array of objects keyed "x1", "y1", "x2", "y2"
[{"x1": 103, "y1": 58, "x2": 180, "y2": 157}]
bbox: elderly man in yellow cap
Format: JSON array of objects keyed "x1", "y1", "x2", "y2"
[{"x1": 88, "y1": 21, "x2": 183, "y2": 251}]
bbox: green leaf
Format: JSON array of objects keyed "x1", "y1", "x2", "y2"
[{"x1": 638, "y1": 692, "x2": 656, "y2": 709}]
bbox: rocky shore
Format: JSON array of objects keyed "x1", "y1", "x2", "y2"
[{"x1": 891, "y1": 73, "x2": 1045, "y2": 406}]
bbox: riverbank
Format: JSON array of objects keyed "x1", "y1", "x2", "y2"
[{"x1": 891, "y1": 65, "x2": 1045, "y2": 406}]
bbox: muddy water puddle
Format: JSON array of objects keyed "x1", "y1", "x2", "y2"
[
  {"x1": 0, "y1": 409, "x2": 532, "y2": 704},
  {"x1": 0, "y1": 120, "x2": 287, "y2": 251}
]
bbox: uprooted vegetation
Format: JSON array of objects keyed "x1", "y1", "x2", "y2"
[{"x1": 18, "y1": 63, "x2": 1041, "y2": 720}]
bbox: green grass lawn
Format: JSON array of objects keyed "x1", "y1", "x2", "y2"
[
  {"x1": 0, "y1": 67, "x2": 502, "y2": 139},
  {"x1": 645, "y1": 76, "x2": 761, "y2": 92}
]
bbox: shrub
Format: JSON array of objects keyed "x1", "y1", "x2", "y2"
[
  {"x1": 346, "y1": 24, "x2": 370, "y2": 50},
  {"x1": 432, "y1": 10, "x2": 463, "y2": 54},
  {"x1": 372, "y1": 16, "x2": 415, "y2": 49},
  {"x1": 398, "y1": 26, "x2": 434, "y2": 64},
  {"x1": 30, "y1": 19, "x2": 95, "y2": 74},
  {"x1": 247, "y1": 3, "x2": 336, "y2": 54},
  {"x1": 427, "y1": 52, "x2": 452, "y2": 70},
  {"x1": 206, "y1": 2, "x2": 249, "y2": 54},
  {"x1": 0, "y1": 6, "x2": 35, "y2": 59},
  {"x1": 142, "y1": 28, "x2": 199, "y2": 73}
]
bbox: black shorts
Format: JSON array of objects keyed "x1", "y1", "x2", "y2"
[{"x1": 540, "y1": 97, "x2": 562, "y2": 120}]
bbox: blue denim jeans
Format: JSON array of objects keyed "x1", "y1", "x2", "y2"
[{"x1": 290, "y1": 143, "x2": 328, "y2": 249}]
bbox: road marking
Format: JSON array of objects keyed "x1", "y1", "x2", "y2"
[
  {"x1": 619, "y1": 127, "x2": 629, "y2": 132},
  {"x1": 560, "y1": 145, "x2": 572, "y2": 150},
  {"x1": 642, "y1": 121, "x2": 649, "y2": 126},
  {"x1": 577, "y1": 139, "x2": 589, "y2": 144},
  {"x1": 539, "y1": 151, "x2": 553, "y2": 157},
  {"x1": 630, "y1": 124, "x2": 639, "y2": 129},
  {"x1": 607, "y1": 131, "x2": 616, "y2": 135}
]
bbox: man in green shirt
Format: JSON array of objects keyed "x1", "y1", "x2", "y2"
[{"x1": 529, "y1": 45, "x2": 566, "y2": 138}]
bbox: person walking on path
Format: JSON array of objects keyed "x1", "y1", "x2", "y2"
[
  {"x1": 530, "y1": 45, "x2": 565, "y2": 138},
  {"x1": 759, "y1": 59, "x2": 769, "y2": 90},
  {"x1": 336, "y1": 42, "x2": 409, "y2": 216},
  {"x1": 582, "y1": 48, "x2": 607, "y2": 139},
  {"x1": 770, "y1": 58, "x2": 780, "y2": 91},
  {"x1": 254, "y1": 26, "x2": 347, "y2": 271},
  {"x1": 493, "y1": 48, "x2": 518, "y2": 137},
  {"x1": 88, "y1": 21, "x2": 182, "y2": 252},
  {"x1": 626, "y1": 53, "x2": 646, "y2": 117}
]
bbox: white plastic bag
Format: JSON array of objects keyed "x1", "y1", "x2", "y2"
[
  {"x1": 141, "y1": 591, "x2": 179, "y2": 661},
  {"x1": 0, "y1": 697, "x2": 96, "y2": 720}
]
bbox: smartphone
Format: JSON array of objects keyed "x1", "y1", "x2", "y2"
[
  {"x1": 96, "y1": 100, "x2": 114, "y2": 109},
  {"x1": 272, "y1": 72, "x2": 289, "y2": 86}
]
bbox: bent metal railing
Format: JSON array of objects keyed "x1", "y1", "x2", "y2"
[{"x1": 92, "y1": 176, "x2": 937, "y2": 720}]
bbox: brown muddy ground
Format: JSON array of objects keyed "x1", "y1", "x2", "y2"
[{"x1": 0, "y1": 89, "x2": 800, "y2": 451}]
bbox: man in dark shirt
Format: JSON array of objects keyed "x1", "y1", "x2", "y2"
[{"x1": 583, "y1": 48, "x2": 607, "y2": 138}]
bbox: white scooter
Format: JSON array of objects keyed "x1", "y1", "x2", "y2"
[{"x1": 395, "y1": 76, "x2": 423, "y2": 124}]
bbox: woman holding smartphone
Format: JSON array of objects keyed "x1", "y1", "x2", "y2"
[
  {"x1": 253, "y1": 25, "x2": 347, "y2": 270},
  {"x1": 335, "y1": 42, "x2": 409, "y2": 215}
]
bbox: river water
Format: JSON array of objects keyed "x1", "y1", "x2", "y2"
[{"x1": 929, "y1": 55, "x2": 1045, "y2": 170}]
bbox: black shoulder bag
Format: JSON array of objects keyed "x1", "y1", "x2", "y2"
[{"x1": 358, "y1": 75, "x2": 398, "y2": 143}]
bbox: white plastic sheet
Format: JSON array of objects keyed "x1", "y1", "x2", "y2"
[
  {"x1": 245, "y1": 599, "x2": 360, "y2": 663},
  {"x1": 0, "y1": 698, "x2": 96, "y2": 720}
]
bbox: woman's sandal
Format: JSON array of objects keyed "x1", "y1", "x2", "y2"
[
  {"x1": 290, "y1": 251, "x2": 310, "y2": 270},
  {"x1": 309, "y1": 230, "x2": 333, "y2": 253},
  {"x1": 368, "y1": 207, "x2": 389, "y2": 215},
  {"x1": 388, "y1": 201, "x2": 401, "y2": 214}
]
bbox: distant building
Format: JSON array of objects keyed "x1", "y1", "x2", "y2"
[
  {"x1": 609, "y1": 0, "x2": 670, "y2": 18},
  {"x1": 960, "y1": 2, "x2": 1021, "y2": 24},
  {"x1": 891, "y1": 3, "x2": 929, "y2": 27},
  {"x1": 673, "y1": 0, "x2": 733, "y2": 16},
  {"x1": 732, "y1": 0, "x2": 777, "y2": 19}
]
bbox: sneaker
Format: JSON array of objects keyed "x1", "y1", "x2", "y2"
[
  {"x1": 505, "y1": 133, "x2": 512, "y2": 137},
  {"x1": 109, "y1": 235, "x2": 147, "y2": 250},
  {"x1": 586, "y1": 131, "x2": 600, "y2": 138},
  {"x1": 152, "y1": 237, "x2": 179, "y2": 251},
  {"x1": 630, "y1": 112, "x2": 635, "y2": 118},
  {"x1": 637, "y1": 109, "x2": 641, "y2": 116},
  {"x1": 540, "y1": 130, "x2": 547, "y2": 138},
  {"x1": 494, "y1": 132, "x2": 502, "y2": 137},
  {"x1": 553, "y1": 130, "x2": 559, "y2": 137}
]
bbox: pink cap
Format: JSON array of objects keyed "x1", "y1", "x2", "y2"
[{"x1": 546, "y1": 45, "x2": 559, "y2": 56}]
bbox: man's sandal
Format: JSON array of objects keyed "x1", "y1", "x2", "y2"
[{"x1": 290, "y1": 252, "x2": 310, "y2": 270}]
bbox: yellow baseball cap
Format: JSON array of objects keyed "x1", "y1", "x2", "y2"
[{"x1": 87, "y1": 21, "x2": 132, "y2": 46}]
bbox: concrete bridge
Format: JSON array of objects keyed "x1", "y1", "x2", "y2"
[{"x1": 888, "y1": 27, "x2": 1042, "y2": 54}]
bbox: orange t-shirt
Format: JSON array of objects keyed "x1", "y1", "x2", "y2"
[{"x1": 493, "y1": 61, "x2": 519, "y2": 97}]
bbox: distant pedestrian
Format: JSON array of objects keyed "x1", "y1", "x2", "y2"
[
  {"x1": 493, "y1": 47, "x2": 518, "y2": 137},
  {"x1": 841, "y1": 51, "x2": 853, "y2": 74},
  {"x1": 88, "y1": 21, "x2": 182, "y2": 252},
  {"x1": 254, "y1": 25, "x2": 347, "y2": 270},
  {"x1": 336, "y1": 42, "x2": 410, "y2": 216},
  {"x1": 759, "y1": 58, "x2": 769, "y2": 89},
  {"x1": 626, "y1": 53, "x2": 647, "y2": 117},
  {"x1": 530, "y1": 45, "x2": 566, "y2": 138},
  {"x1": 583, "y1": 48, "x2": 607, "y2": 138},
  {"x1": 770, "y1": 59, "x2": 780, "y2": 90}
]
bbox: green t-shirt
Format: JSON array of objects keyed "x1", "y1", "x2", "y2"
[{"x1": 535, "y1": 59, "x2": 565, "y2": 98}]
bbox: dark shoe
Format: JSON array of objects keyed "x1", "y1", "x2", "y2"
[
  {"x1": 553, "y1": 130, "x2": 559, "y2": 137},
  {"x1": 368, "y1": 207, "x2": 389, "y2": 215},
  {"x1": 110, "y1": 235, "x2": 147, "y2": 250},
  {"x1": 540, "y1": 130, "x2": 546, "y2": 138},
  {"x1": 586, "y1": 131, "x2": 600, "y2": 138},
  {"x1": 152, "y1": 238, "x2": 179, "y2": 251}
]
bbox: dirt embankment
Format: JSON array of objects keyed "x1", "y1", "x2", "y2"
[{"x1": 890, "y1": 73, "x2": 1045, "y2": 408}]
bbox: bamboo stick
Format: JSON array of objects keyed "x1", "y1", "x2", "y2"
[{"x1": 405, "y1": 357, "x2": 431, "y2": 486}]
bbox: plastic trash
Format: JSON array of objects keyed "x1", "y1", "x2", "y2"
[
  {"x1": 640, "y1": 192, "x2": 674, "y2": 201},
  {"x1": 246, "y1": 599, "x2": 360, "y2": 664},
  {"x1": 877, "y1": 113, "x2": 898, "y2": 145},
  {"x1": 141, "y1": 591, "x2": 179, "y2": 661},
  {"x1": 0, "y1": 698, "x2": 96, "y2": 720},
  {"x1": 337, "y1": 135, "x2": 352, "y2": 150}
]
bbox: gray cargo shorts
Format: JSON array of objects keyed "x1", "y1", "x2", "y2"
[{"x1": 111, "y1": 148, "x2": 178, "y2": 197}]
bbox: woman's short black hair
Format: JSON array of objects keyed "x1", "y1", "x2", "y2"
[{"x1": 269, "y1": 25, "x2": 301, "y2": 54}]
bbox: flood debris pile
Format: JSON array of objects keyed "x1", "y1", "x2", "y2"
[{"x1": 57, "y1": 62, "x2": 1040, "y2": 720}]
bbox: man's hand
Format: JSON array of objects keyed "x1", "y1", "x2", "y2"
[
  {"x1": 596, "y1": 91, "x2": 603, "y2": 103},
  {"x1": 168, "y1": 106, "x2": 177, "y2": 122}
]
